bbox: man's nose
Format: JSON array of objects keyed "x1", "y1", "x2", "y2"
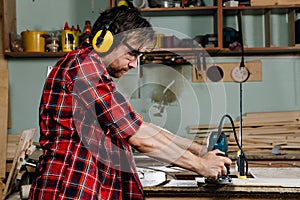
[{"x1": 128, "y1": 57, "x2": 138, "y2": 69}]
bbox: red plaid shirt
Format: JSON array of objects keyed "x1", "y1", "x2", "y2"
[{"x1": 29, "y1": 43, "x2": 144, "y2": 200}]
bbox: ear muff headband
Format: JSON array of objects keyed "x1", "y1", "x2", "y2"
[
  {"x1": 117, "y1": 0, "x2": 129, "y2": 7},
  {"x1": 92, "y1": 7, "x2": 125, "y2": 53}
]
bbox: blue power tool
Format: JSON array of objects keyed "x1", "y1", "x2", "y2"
[
  {"x1": 205, "y1": 131, "x2": 232, "y2": 185},
  {"x1": 207, "y1": 131, "x2": 228, "y2": 155}
]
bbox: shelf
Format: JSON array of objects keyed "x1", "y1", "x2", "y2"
[
  {"x1": 4, "y1": 51, "x2": 65, "y2": 58},
  {"x1": 140, "y1": 6, "x2": 218, "y2": 16},
  {"x1": 149, "y1": 47, "x2": 219, "y2": 54},
  {"x1": 150, "y1": 46, "x2": 300, "y2": 55},
  {"x1": 5, "y1": 46, "x2": 300, "y2": 58},
  {"x1": 140, "y1": 5, "x2": 300, "y2": 16},
  {"x1": 223, "y1": 5, "x2": 300, "y2": 15},
  {"x1": 219, "y1": 46, "x2": 300, "y2": 55},
  {"x1": 223, "y1": 5, "x2": 300, "y2": 10},
  {"x1": 3, "y1": 1, "x2": 300, "y2": 58}
]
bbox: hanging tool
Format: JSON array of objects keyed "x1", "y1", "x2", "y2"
[
  {"x1": 230, "y1": 11, "x2": 250, "y2": 83},
  {"x1": 235, "y1": 10, "x2": 249, "y2": 179}
]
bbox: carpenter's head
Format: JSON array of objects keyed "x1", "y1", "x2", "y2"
[{"x1": 91, "y1": 6, "x2": 155, "y2": 78}]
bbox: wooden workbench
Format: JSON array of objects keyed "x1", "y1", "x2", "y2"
[{"x1": 142, "y1": 168, "x2": 300, "y2": 200}]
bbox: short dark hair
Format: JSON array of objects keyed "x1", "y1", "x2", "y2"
[{"x1": 91, "y1": 6, "x2": 155, "y2": 50}]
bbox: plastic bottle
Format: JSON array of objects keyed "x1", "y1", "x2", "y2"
[
  {"x1": 80, "y1": 20, "x2": 91, "y2": 45},
  {"x1": 71, "y1": 25, "x2": 77, "y2": 50},
  {"x1": 75, "y1": 25, "x2": 82, "y2": 48},
  {"x1": 61, "y1": 22, "x2": 75, "y2": 52}
]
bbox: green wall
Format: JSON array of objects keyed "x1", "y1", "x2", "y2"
[{"x1": 8, "y1": 0, "x2": 300, "y2": 141}]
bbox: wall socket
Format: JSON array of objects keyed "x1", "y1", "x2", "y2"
[{"x1": 192, "y1": 60, "x2": 262, "y2": 82}]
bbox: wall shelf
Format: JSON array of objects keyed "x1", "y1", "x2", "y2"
[
  {"x1": 107, "y1": 1, "x2": 300, "y2": 56},
  {"x1": 147, "y1": 47, "x2": 300, "y2": 57},
  {"x1": 5, "y1": 46, "x2": 300, "y2": 59},
  {"x1": 4, "y1": 51, "x2": 65, "y2": 58},
  {"x1": 140, "y1": 6, "x2": 218, "y2": 16},
  {"x1": 2, "y1": 0, "x2": 300, "y2": 58}
]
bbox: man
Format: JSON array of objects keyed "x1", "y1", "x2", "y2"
[{"x1": 29, "y1": 6, "x2": 231, "y2": 200}]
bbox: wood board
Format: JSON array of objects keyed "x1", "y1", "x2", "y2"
[
  {"x1": 3, "y1": 128, "x2": 36, "y2": 199},
  {"x1": 1, "y1": 0, "x2": 16, "y2": 53},
  {"x1": 192, "y1": 60, "x2": 262, "y2": 82},
  {"x1": 144, "y1": 171, "x2": 300, "y2": 199},
  {"x1": 0, "y1": 69, "x2": 8, "y2": 179},
  {"x1": 0, "y1": 0, "x2": 9, "y2": 68},
  {"x1": 251, "y1": 0, "x2": 300, "y2": 6},
  {"x1": 6, "y1": 134, "x2": 20, "y2": 161}
]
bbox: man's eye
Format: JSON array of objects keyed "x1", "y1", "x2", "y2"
[{"x1": 129, "y1": 50, "x2": 143, "y2": 57}]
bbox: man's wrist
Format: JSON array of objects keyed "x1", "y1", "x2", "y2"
[{"x1": 190, "y1": 142, "x2": 207, "y2": 157}]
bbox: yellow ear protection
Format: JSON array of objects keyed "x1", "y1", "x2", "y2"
[
  {"x1": 92, "y1": 8, "x2": 125, "y2": 53},
  {"x1": 117, "y1": 0, "x2": 129, "y2": 7}
]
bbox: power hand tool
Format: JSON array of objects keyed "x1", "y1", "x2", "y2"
[
  {"x1": 205, "y1": 130, "x2": 232, "y2": 185},
  {"x1": 204, "y1": 114, "x2": 248, "y2": 184}
]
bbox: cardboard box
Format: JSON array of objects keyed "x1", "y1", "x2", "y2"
[{"x1": 251, "y1": 0, "x2": 300, "y2": 6}]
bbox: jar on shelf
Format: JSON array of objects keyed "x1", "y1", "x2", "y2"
[{"x1": 46, "y1": 35, "x2": 60, "y2": 52}]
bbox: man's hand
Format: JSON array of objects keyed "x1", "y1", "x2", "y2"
[{"x1": 196, "y1": 149, "x2": 232, "y2": 180}]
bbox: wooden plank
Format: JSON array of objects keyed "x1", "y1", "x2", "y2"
[
  {"x1": 6, "y1": 162, "x2": 12, "y2": 173},
  {"x1": 7, "y1": 134, "x2": 20, "y2": 143},
  {"x1": 1, "y1": 0, "x2": 17, "y2": 53},
  {"x1": 193, "y1": 60, "x2": 262, "y2": 82},
  {"x1": 0, "y1": 1, "x2": 7, "y2": 70},
  {"x1": 0, "y1": 68, "x2": 8, "y2": 178},
  {"x1": 0, "y1": 180, "x2": 4, "y2": 200},
  {"x1": 7, "y1": 96, "x2": 11, "y2": 128},
  {"x1": 251, "y1": 0, "x2": 300, "y2": 6},
  {"x1": 1, "y1": 0, "x2": 11, "y2": 129},
  {"x1": 288, "y1": 9, "x2": 296, "y2": 46},
  {"x1": 243, "y1": 110, "x2": 300, "y2": 120},
  {"x1": 6, "y1": 134, "x2": 20, "y2": 160},
  {"x1": 264, "y1": 9, "x2": 271, "y2": 47},
  {"x1": 3, "y1": 128, "x2": 36, "y2": 199},
  {"x1": 217, "y1": 0, "x2": 223, "y2": 49}
]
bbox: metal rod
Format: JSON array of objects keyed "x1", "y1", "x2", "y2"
[{"x1": 239, "y1": 82, "x2": 243, "y2": 147}]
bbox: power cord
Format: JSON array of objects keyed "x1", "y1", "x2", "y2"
[{"x1": 217, "y1": 114, "x2": 248, "y2": 176}]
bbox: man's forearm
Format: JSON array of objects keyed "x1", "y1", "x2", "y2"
[
  {"x1": 128, "y1": 122, "x2": 206, "y2": 174},
  {"x1": 128, "y1": 122, "x2": 231, "y2": 179},
  {"x1": 143, "y1": 122, "x2": 207, "y2": 157}
]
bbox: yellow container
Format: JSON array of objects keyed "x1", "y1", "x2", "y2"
[
  {"x1": 21, "y1": 30, "x2": 47, "y2": 52},
  {"x1": 61, "y1": 29, "x2": 76, "y2": 52}
]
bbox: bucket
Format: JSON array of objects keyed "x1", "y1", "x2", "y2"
[{"x1": 21, "y1": 30, "x2": 47, "y2": 52}]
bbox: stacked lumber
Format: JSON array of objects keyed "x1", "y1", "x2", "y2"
[
  {"x1": 6, "y1": 134, "x2": 21, "y2": 161},
  {"x1": 3, "y1": 128, "x2": 36, "y2": 199},
  {"x1": 6, "y1": 134, "x2": 21, "y2": 174},
  {"x1": 189, "y1": 111, "x2": 300, "y2": 155}
]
